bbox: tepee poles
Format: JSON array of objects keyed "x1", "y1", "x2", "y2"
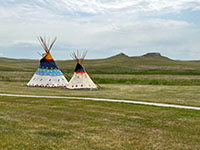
[
  {"x1": 37, "y1": 36, "x2": 57, "y2": 55},
  {"x1": 71, "y1": 50, "x2": 88, "y2": 64}
]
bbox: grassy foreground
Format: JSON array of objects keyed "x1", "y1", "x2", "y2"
[{"x1": 0, "y1": 96, "x2": 200, "y2": 150}]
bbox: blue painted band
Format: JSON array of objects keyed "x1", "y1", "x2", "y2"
[{"x1": 35, "y1": 68, "x2": 64, "y2": 76}]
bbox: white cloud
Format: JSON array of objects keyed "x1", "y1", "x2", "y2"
[
  {"x1": 1, "y1": 0, "x2": 200, "y2": 21},
  {"x1": 0, "y1": 0, "x2": 200, "y2": 59},
  {"x1": 39, "y1": 0, "x2": 200, "y2": 14}
]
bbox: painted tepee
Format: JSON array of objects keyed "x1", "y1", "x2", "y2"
[
  {"x1": 27, "y1": 36, "x2": 68, "y2": 87},
  {"x1": 67, "y1": 51, "x2": 97, "y2": 89}
]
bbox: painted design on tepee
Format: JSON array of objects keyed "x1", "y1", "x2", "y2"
[
  {"x1": 27, "y1": 36, "x2": 68, "y2": 87},
  {"x1": 67, "y1": 51, "x2": 97, "y2": 89}
]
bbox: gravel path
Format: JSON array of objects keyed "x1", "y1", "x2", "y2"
[{"x1": 0, "y1": 93, "x2": 200, "y2": 110}]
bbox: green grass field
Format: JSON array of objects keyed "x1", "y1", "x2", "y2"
[
  {"x1": 1, "y1": 54, "x2": 200, "y2": 149},
  {"x1": 0, "y1": 96, "x2": 200, "y2": 150}
]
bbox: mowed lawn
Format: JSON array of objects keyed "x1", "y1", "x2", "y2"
[
  {"x1": 0, "y1": 96, "x2": 200, "y2": 150},
  {"x1": 1, "y1": 81, "x2": 200, "y2": 107}
]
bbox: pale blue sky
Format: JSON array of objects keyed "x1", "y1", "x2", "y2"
[{"x1": 0, "y1": 0, "x2": 200, "y2": 60}]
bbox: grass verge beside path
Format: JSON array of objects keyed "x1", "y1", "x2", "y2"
[{"x1": 0, "y1": 96, "x2": 200, "y2": 150}]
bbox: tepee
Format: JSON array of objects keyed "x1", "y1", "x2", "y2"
[
  {"x1": 27, "y1": 36, "x2": 68, "y2": 87},
  {"x1": 67, "y1": 51, "x2": 97, "y2": 89}
]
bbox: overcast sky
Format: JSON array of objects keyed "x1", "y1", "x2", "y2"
[{"x1": 0, "y1": 0, "x2": 200, "y2": 60}]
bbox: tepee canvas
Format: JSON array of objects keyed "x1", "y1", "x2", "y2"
[
  {"x1": 67, "y1": 51, "x2": 97, "y2": 89},
  {"x1": 27, "y1": 37, "x2": 68, "y2": 87}
]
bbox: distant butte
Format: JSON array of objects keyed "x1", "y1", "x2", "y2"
[{"x1": 142, "y1": 52, "x2": 162, "y2": 57}]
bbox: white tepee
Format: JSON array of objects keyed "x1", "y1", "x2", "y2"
[
  {"x1": 67, "y1": 51, "x2": 97, "y2": 89},
  {"x1": 27, "y1": 36, "x2": 68, "y2": 87}
]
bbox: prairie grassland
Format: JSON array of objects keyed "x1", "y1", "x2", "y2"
[
  {"x1": 1, "y1": 56, "x2": 200, "y2": 149},
  {"x1": 2, "y1": 71, "x2": 200, "y2": 86},
  {"x1": 0, "y1": 96, "x2": 200, "y2": 150},
  {"x1": 92, "y1": 74, "x2": 200, "y2": 85},
  {"x1": 1, "y1": 81, "x2": 200, "y2": 107},
  {"x1": 2, "y1": 55, "x2": 200, "y2": 75}
]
